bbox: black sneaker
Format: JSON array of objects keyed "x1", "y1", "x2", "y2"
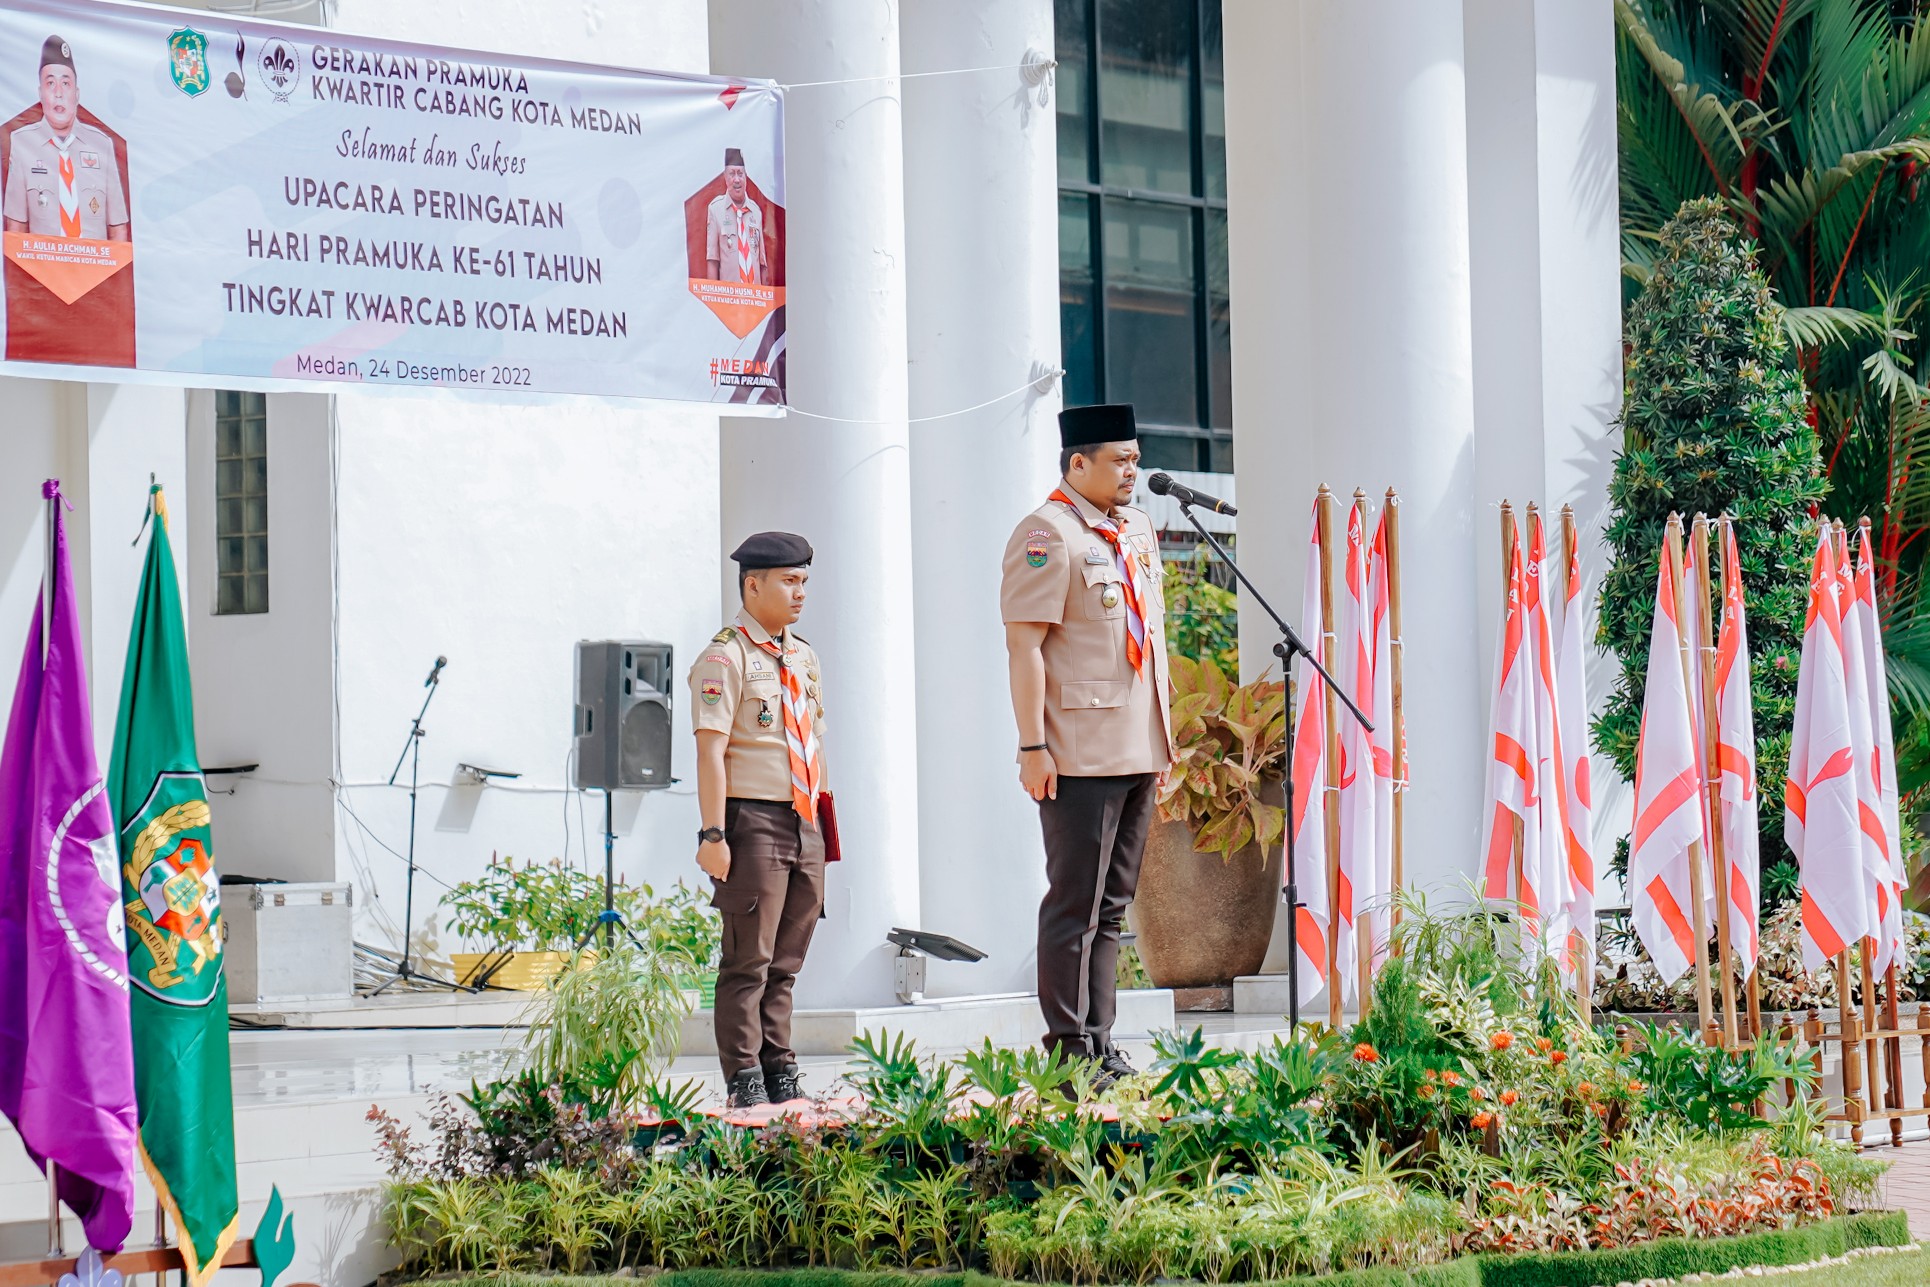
[
  {"x1": 765, "y1": 1063, "x2": 804, "y2": 1103},
  {"x1": 726, "y1": 1068, "x2": 770, "y2": 1109},
  {"x1": 1099, "y1": 1049, "x2": 1138, "y2": 1082}
]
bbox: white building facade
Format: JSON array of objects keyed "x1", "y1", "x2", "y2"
[{"x1": 0, "y1": 0, "x2": 1624, "y2": 1009}]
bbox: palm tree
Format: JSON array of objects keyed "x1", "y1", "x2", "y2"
[{"x1": 1617, "y1": 0, "x2": 1930, "y2": 821}]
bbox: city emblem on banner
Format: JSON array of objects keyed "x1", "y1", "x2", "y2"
[
  {"x1": 168, "y1": 28, "x2": 210, "y2": 97},
  {"x1": 121, "y1": 775, "x2": 223, "y2": 995}
]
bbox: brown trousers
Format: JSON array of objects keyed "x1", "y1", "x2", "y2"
[
  {"x1": 1036, "y1": 773, "x2": 1158, "y2": 1059},
  {"x1": 710, "y1": 797, "x2": 825, "y2": 1077}
]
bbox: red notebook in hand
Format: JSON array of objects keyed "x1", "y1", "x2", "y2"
[{"x1": 818, "y1": 791, "x2": 841, "y2": 862}]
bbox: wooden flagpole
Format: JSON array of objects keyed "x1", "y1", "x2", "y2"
[
  {"x1": 1664, "y1": 515, "x2": 1716, "y2": 1042},
  {"x1": 1560, "y1": 503, "x2": 1592, "y2": 1025},
  {"x1": 1867, "y1": 519, "x2": 1907, "y2": 1138},
  {"x1": 1385, "y1": 488, "x2": 1407, "y2": 953},
  {"x1": 1719, "y1": 516, "x2": 1765, "y2": 1043},
  {"x1": 1317, "y1": 485, "x2": 1344, "y2": 1028},
  {"x1": 1500, "y1": 503, "x2": 1526, "y2": 930},
  {"x1": 1353, "y1": 488, "x2": 1375, "y2": 1015},
  {"x1": 1692, "y1": 516, "x2": 1738, "y2": 1047}
]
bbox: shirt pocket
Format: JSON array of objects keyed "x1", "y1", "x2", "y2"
[
  {"x1": 1080, "y1": 562, "x2": 1126, "y2": 621},
  {"x1": 1061, "y1": 679, "x2": 1130, "y2": 711}
]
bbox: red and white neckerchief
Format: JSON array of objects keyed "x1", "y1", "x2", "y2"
[
  {"x1": 1050, "y1": 488, "x2": 1147, "y2": 676},
  {"x1": 51, "y1": 135, "x2": 80, "y2": 239},
  {"x1": 750, "y1": 632, "x2": 821, "y2": 822},
  {"x1": 734, "y1": 202, "x2": 756, "y2": 283}
]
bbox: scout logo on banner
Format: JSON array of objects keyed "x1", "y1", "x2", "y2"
[
  {"x1": 0, "y1": 0, "x2": 784, "y2": 404},
  {"x1": 109, "y1": 487, "x2": 237, "y2": 1287}
]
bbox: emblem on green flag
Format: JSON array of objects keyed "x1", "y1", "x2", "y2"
[{"x1": 109, "y1": 487, "x2": 237, "y2": 1287}]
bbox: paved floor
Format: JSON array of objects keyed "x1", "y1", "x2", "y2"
[{"x1": 1866, "y1": 1138, "x2": 1930, "y2": 1239}]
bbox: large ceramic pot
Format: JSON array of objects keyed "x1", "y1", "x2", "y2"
[{"x1": 1129, "y1": 780, "x2": 1284, "y2": 989}]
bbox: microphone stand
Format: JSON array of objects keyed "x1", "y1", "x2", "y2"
[
  {"x1": 1175, "y1": 500, "x2": 1372, "y2": 1030},
  {"x1": 372, "y1": 665, "x2": 470, "y2": 995}
]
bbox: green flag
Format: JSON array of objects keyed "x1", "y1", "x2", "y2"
[{"x1": 108, "y1": 487, "x2": 237, "y2": 1287}]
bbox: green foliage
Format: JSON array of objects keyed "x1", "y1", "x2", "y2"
[
  {"x1": 1162, "y1": 544, "x2": 1239, "y2": 675},
  {"x1": 440, "y1": 855, "x2": 721, "y2": 969},
  {"x1": 521, "y1": 940, "x2": 695, "y2": 1098},
  {"x1": 1156, "y1": 655, "x2": 1287, "y2": 859},
  {"x1": 1624, "y1": 1023, "x2": 1817, "y2": 1130},
  {"x1": 1597, "y1": 199, "x2": 1826, "y2": 906}
]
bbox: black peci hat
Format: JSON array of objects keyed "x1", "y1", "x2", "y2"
[
  {"x1": 730, "y1": 531, "x2": 812, "y2": 568},
  {"x1": 724, "y1": 147, "x2": 746, "y2": 168},
  {"x1": 1058, "y1": 403, "x2": 1136, "y2": 449},
  {"x1": 40, "y1": 35, "x2": 73, "y2": 73}
]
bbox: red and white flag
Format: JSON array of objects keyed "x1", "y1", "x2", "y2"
[
  {"x1": 1288, "y1": 503, "x2": 1332, "y2": 1011},
  {"x1": 1334, "y1": 502, "x2": 1377, "y2": 998},
  {"x1": 1366, "y1": 510, "x2": 1398, "y2": 972},
  {"x1": 1481, "y1": 519, "x2": 1547, "y2": 947},
  {"x1": 1524, "y1": 512, "x2": 1572, "y2": 965},
  {"x1": 1835, "y1": 523, "x2": 1901, "y2": 973},
  {"x1": 1713, "y1": 522, "x2": 1760, "y2": 967},
  {"x1": 1552, "y1": 519, "x2": 1595, "y2": 978},
  {"x1": 1628, "y1": 529, "x2": 1708, "y2": 983},
  {"x1": 1853, "y1": 523, "x2": 1905, "y2": 975},
  {"x1": 1787, "y1": 527, "x2": 1870, "y2": 971}
]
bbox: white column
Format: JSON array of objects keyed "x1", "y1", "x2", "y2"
[
  {"x1": 1224, "y1": 0, "x2": 1484, "y2": 897},
  {"x1": 900, "y1": 0, "x2": 1060, "y2": 996},
  {"x1": 711, "y1": 0, "x2": 922, "y2": 1008},
  {"x1": 1464, "y1": 0, "x2": 1626, "y2": 862}
]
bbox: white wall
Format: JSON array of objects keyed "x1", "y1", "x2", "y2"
[
  {"x1": 185, "y1": 391, "x2": 338, "y2": 884},
  {"x1": 323, "y1": 0, "x2": 716, "y2": 956}
]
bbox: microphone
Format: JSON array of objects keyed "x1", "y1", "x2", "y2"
[
  {"x1": 1147, "y1": 472, "x2": 1237, "y2": 516},
  {"x1": 424, "y1": 655, "x2": 448, "y2": 687}
]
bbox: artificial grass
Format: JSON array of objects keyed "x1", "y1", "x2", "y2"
[{"x1": 412, "y1": 1209, "x2": 1913, "y2": 1287}]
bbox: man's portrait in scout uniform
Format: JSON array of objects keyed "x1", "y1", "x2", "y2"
[
  {"x1": 705, "y1": 147, "x2": 767, "y2": 286},
  {"x1": 0, "y1": 35, "x2": 137, "y2": 368}
]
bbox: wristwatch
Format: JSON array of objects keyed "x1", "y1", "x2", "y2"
[{"x1": 697, "y1": 826, "x2": 725, "y2": 844}]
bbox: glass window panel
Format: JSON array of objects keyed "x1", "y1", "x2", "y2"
[
  {"x1": 218, "y1": 576, "x2": 244, "y2": 615},
  {"x1": 214, "y1": 390, "x2": 268, "y2": 615},
  {"x1": 215, "y1": 389, "x2": 241, "y2": 420},
  {"x1": 1207, "y1": 208, "x2": 1231, "y2": 429},
  {"x1": 216, "y1": 420, "x2": 241, "y2": 458},
  {"x1": 1059, "y1": 193, "x2": 1099, "y2": 409},
  {"x1": 245, "y1": 535, "x2": 268, "y2": 574},
  {"x1": 215, "y1": 458, "x2": 242, "y2": 497},
  {"x1": 244, "y1": 574, "x2": 269, "y2": 615},
  {"x1": 1055, "y1": 0, "x2": 1091, "y2": 184},
  {"x1": 1103, "y1": 199, "x2": 1198, "y2": 425},
  {"x1": 219, "y1": 537, "x2": 245, "y2": 574},
  {"x1": 1099, "y1": 0, "x2": 1194, "y2": 193},
  {"x1": 244, "y1": 496, "x2": 267, "y2": 534},
  {"x1": 244, "y1": 416, "x2": 267, "y2": 455},
  {"x1": 1202, "y1": 1, "x2": 1226, "y2": 200},
  {"x1": 246, "y1": 455, "x2": 267, "y2": 496},
  {"x1": 1207, "y1": 433, "x2": 1234, "y2": 473},
  {"x1": 218, "y1": 498, "x2": 244, "y2": 535},
  {"x1": 1141, "y1": 432, "x2": 1201, "y2": 472}
]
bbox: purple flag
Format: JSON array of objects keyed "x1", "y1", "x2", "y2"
[{"x1": 0, "y1": 481, "x2": 138, "y2": 1252}]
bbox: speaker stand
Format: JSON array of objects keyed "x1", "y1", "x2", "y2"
[{"x1": 573, "y1": 790, "x2": 649, "y2": 954}]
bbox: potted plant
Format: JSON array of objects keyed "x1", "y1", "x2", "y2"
[
  {"x1": 1133, "y1": 657, "x2": 1286, "y2": 990},
  {"x1": 440, "y1": 856, "x2": 720, "y2": 995}
]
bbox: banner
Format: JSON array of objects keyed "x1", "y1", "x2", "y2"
[{"x1": 0, "y1": 0, "x2": 786, "y2": 406}]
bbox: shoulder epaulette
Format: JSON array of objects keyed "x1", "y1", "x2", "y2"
[{"x1": 711, "y1": 627, "x2": 736, "y2": 644}]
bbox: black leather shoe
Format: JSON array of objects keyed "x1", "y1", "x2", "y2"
[
  {"x1": 1100, "y1": 1049, "x2": 1138, "y2": 1082},
  {"x1": 726, "y1": 1068, "x2": 770, "y2": 1109},
  {"x1": 765, "y1": 1062, "x2": 804, "y2": 1103}
]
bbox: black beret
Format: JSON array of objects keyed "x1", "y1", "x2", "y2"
[
  {"x1": 724, "y1": 147, "x2": 745, "y2": 168},
  {"x1": 1059, "y1": 403, "x2": 1136, "y2": 449},
  {"x1": 730, "y1": 530, "x2": 812, "y2": 568},
  {"x1": 40, "y1": 36, "x2": 73, "y2": 73}
]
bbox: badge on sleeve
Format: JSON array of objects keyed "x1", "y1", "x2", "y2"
[
  {"x1": 700, "y1": 680, "x2": 724, "y2": 705},
  {"x1": 1025, "y1": 529, "x2": 1050, "y2": 569}
]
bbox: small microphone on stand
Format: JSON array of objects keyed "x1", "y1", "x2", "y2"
[
  {"x1": 425, "y1": 655, "x2": 448, "y2": 687},
  {"x1": 1147, "y1": 472, "x2": 1237, "y2": 516}
]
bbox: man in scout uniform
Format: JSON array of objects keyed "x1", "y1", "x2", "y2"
[
  {"x1": 1001, "y1": 403, "x2": 1173, "y2": 1086},
  {"x1": 3, "y1": 37, "x2": 129, "y2": 241},
  {"x1": 704, "y1": 147, "x2": 765, "y2": 286},
  {"x1": 690, "y1": 531, "x2": 827, "y2": 1108}
]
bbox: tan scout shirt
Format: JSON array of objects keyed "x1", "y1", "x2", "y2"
[
  {"x1": 3, "y1": 120, "x2": 127, "y2": 238},
  {"x1": 688, "y1": 610, "x2": 825, "y2": 802},
  {"x1": 1001, "y1": 488, "x2": 1174, "y2": 777},
  {"x1": 704, "y1": 194, "x2": 765, "y2": 283}
]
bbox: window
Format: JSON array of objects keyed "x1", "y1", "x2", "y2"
[
  {"x1": 214, "y1": 390, "x2": 268, "y2": 615},
  {"x1": 1057, "y1": 0, "x2": 1231, "y2": 472}
]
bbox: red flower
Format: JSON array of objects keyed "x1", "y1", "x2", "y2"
[
  {"x1": 1443, "y1": 1070, "x2": 1462, "y2": 1087},
  {"x1": 1353, "y1": 1043, "x2": 1380, "y2": 1063},
  {"x1": 1577, "y1": 1081, "x2": 1595, "y2": 1098},
  {"x1": 1490, "y1": 1031, "x2": 1514, "y2": 1051},
  {"x1": 1535, "y1": 1037, "x2": 1553, "y2": 1054},
  {"x1": 1551, "y1": 1051, "x2": 1568, "y2": 1066},
  {"x1": 1424, "y1": 1068, "x2": 1438, "y2": 1081},
  {"x1": 1627, "y1": 1079, "x2": 1645, "y2": 1094},
  {"x1": 1499, "y1": 1089, "x2": 1519, "y2": 1107},
  {"x1": 1470, "y1": 1087, "x2": 1487, "y2": 1102},
  {"x1": 1472, "y1": 1111, "x2": 1494, "y2": 1129},
  {"x1": 1420, "y1": 1084, "x2": 1437, "y2": 1100}
]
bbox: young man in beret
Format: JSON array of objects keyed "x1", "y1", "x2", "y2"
[
  {"x1": 1000, "y1": 404, "x2": 1174, "y2": 1087},
  {"x1": 689, "y1": 531, "x2": 827, "y2": 1108}
]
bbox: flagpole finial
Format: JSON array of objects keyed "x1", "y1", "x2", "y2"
[{"x1": 40, "y1": 479, "x2": 59, "y2": 501}]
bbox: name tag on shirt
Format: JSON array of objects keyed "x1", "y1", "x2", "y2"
[{"x1": 1085, "y1": 548, "x2": 1108, "y2": 565}]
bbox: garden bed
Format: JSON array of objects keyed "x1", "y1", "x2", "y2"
[{"x1": 397, "y1": 1210, "x2": 1912, "y2": 1287}]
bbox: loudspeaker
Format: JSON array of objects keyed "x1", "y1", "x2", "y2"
[{"x1": 574, "y1": 640, "x2": 674, "y2": 790}]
